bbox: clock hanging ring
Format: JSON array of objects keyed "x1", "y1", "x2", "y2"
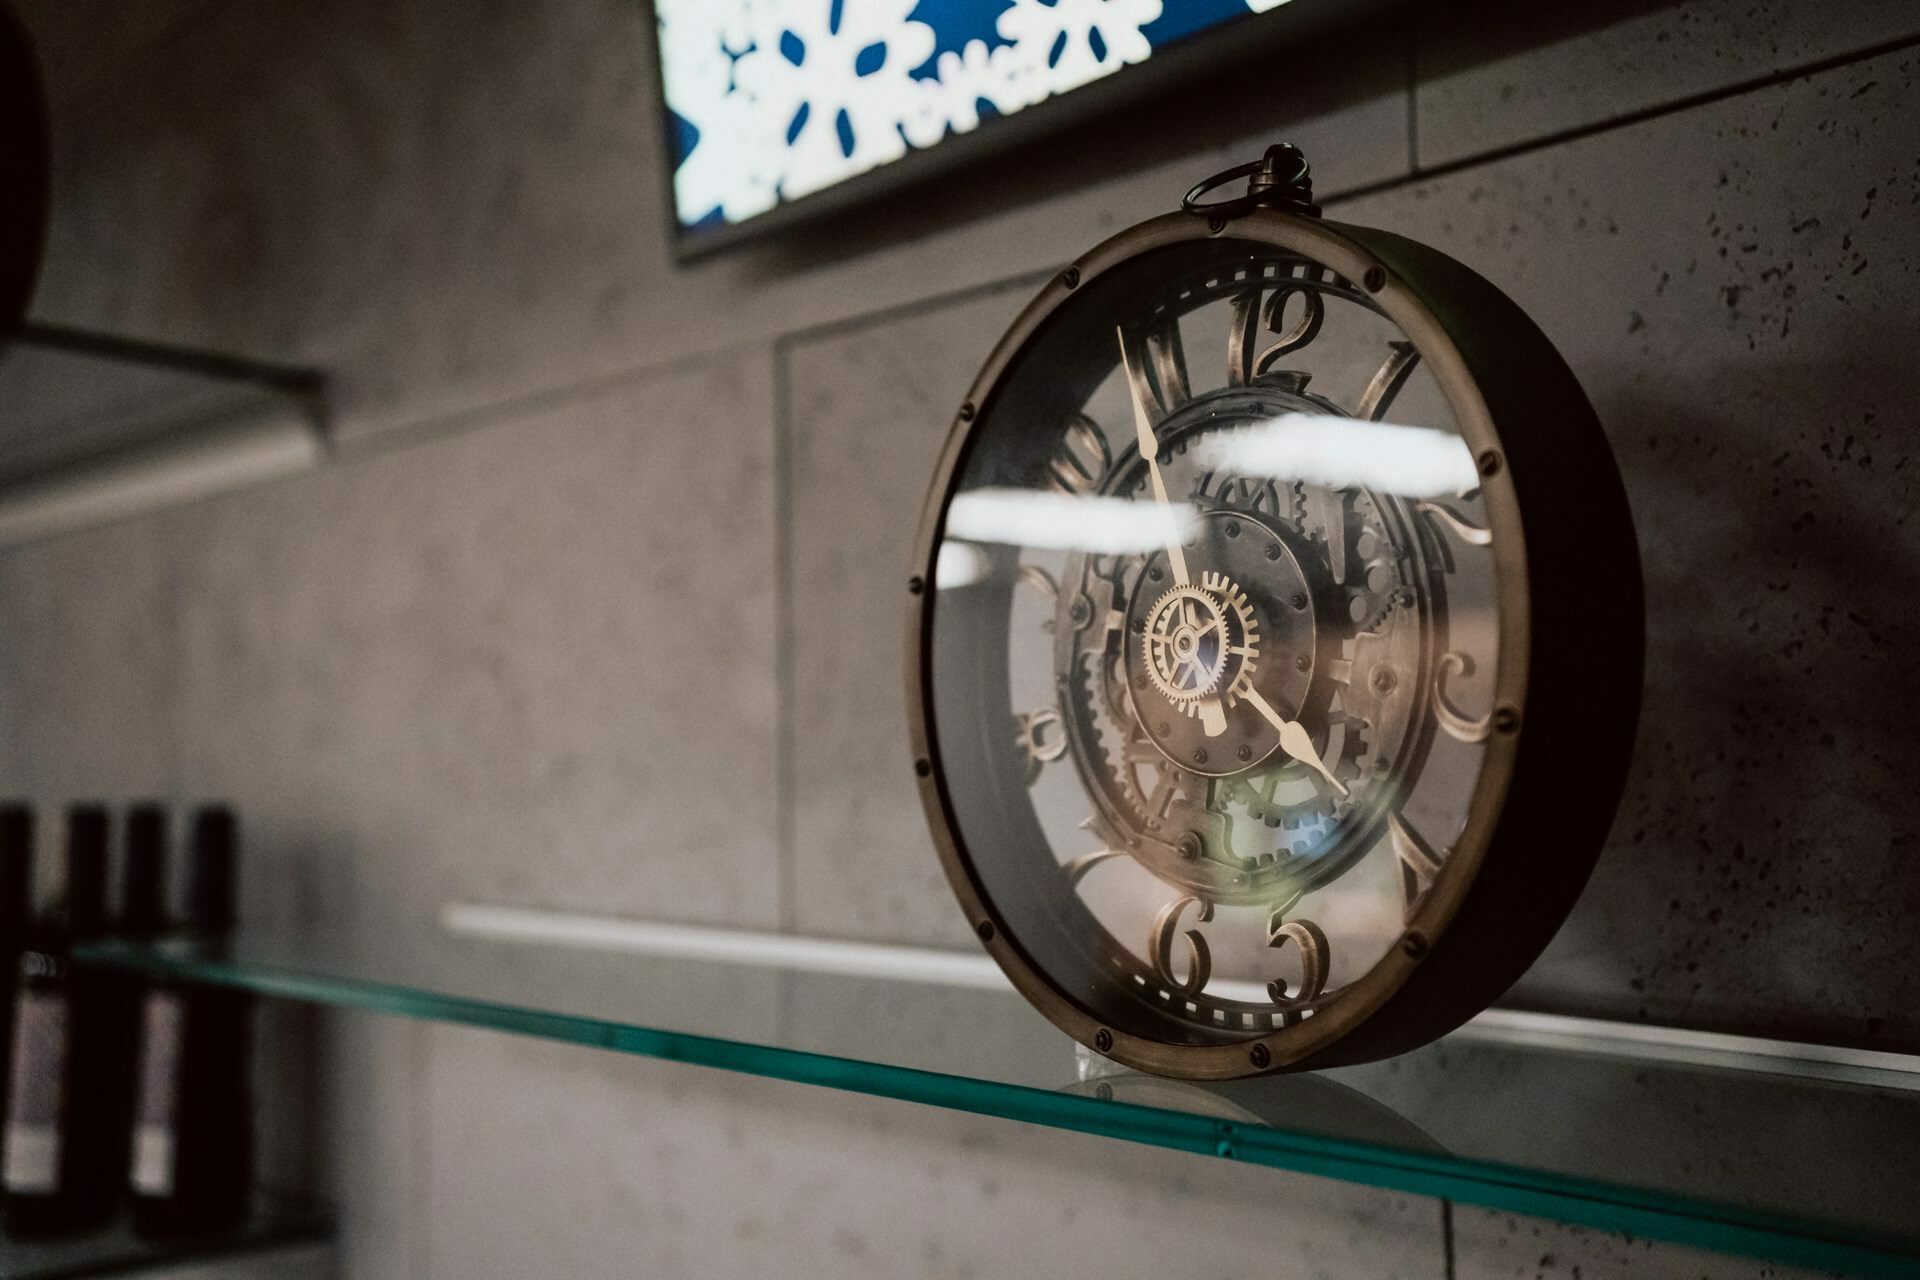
[{"x1": 907, "y1": 147, "x2": 1641, "y2": 1079}]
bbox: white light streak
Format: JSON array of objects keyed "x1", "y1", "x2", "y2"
[
  {"x1": 934, "y1": 540, "x2": 994, "y2": 590},
  {"x1": 945, "y1": 487, "x2": 1199, "y2": 555},
  {"x1": 1191, "y1": 414, "x2": 1480, "y2": 499}
]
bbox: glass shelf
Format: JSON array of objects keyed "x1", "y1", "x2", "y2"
[
  {"x1": 0, "y1": 1194, "x2": 330, "y2": 1280},
  {"x1": 75, "y1": 929, "x2": 1920, "y2": 1280}
]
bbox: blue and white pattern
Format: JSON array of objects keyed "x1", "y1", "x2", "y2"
[{"x1": 657, "y1": 0, "x2": 1295, "y2": 230}]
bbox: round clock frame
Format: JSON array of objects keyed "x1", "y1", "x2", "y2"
[{"x1": 906, "y1": 154, "x2": 1642, "y2": 1079}]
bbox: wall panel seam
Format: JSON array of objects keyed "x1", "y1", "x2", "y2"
[
  {"x1": 411, "y1": 1019, "x2": 432, "y2": 1280},
  {"x1": 1372, "y1": 28, "x2": 1920, "y2": 206},
  {"x1": 772, "y1": 336, "x2": 796, "y2": 937},
  {"x1": 776, "y1": 267, "x2": 1056, "y2": 352},
  {"x1": 328, "y1": 339, "x2": 774, "y2": 470}
]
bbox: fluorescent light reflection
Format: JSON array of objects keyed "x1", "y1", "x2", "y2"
[
  {"x1": 946, "y1": 487, "x2": 1200, "y2": 555},
  {"x1": 935, "y1": 540, "x2": 993, "y2": 590},
  {"x1": 1192, "y1": 414, "x2": 1480, "y2": 499}
]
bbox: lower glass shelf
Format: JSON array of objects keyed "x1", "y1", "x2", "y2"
[
  {"x1": 0, "y1": 1194, "x2": 330, "y2": 1280},
  {"x1": 75, "y1": 926, "x2": 1920, "y2": 1279}
]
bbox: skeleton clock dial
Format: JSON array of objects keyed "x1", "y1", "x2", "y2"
[{"x1": 909, "y1": 148, "x2": 1642, "y2": 1078}]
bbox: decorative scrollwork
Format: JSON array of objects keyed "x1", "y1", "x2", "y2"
[
  {"x1": 1227, "y1": 271, "x2": 1330, "y2": 386},
  {"x1": 1047, "y1": 412, "x2": 1112, "y2": 495},
  {"x1": 1124, "y1": 320, "x2": 1190, "y2": 421},
  {"x1": 1254, "y1": 286, "x2": 1325, "y2": 376},
  {"x1": 1150, "y1": 895, "x2": 1214, "y2": 997},
  {"x1": 1227, "y1": 290, "x2": 1261, "y2": 387},
  {"x1": 1433, "y1": 651, "x2": 1491, "y2": 744},
  {"x1": 1015, "y1": 707, "x2": 1068, "y2": 783},
  {"x1": 1416, "y1": 501, "x2": 1491, "y2": 547},
  {"x1": 1388, "y1": 811, "x2": 1444, "y2": 919},
  {"x1": 1061, "y1": 848, "x2": 1126, "y2": 888},
  {"x1": 1265, "y1": 914, "x2": 1330, "y2": 1008},
  {"x1": 1354, "y1": 340, "x2": 1420, "y2": 421},
  {"x1": 1150, "y1": 324, "x2": 1191, "y2": 414}
]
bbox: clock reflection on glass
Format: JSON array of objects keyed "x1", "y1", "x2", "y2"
[{"x1": 908, "y1": 148, "x2": 1643, "y2": 1079}]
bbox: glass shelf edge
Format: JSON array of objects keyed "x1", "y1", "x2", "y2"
[
  {"x1": 440, "y1": 903, "x2": 1920, "y2": 1092},
  {"x1": 0, "y1": 1197, "x2": 332, "y2": 1280},
  {"x1": 72, "y1": 940, "x2": 1920, "y2": 1280}
]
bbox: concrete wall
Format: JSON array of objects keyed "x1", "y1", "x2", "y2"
[{"x1": 4, "y1": 0, "x2": 1917, "y2": 1274}]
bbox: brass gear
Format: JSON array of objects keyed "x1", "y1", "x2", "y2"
[
  {"x1": 1140, "y1": 584, "x2": 1232, "y2": 705},
  {"x1": 1200, "y1": 569, "x2": 1262, "y2": 707}
]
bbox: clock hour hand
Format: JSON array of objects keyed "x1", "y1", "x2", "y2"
[
  {"x1": 1240, "y1": 685, "x2": 1348, "y2": 797},
  {"x1": 1118, "y1": 327, "x2": 1226, "y2": 737}
]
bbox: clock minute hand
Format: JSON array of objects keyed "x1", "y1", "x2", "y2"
[
  {"x1": 1241, "y1": 685, "x2": 1349, "y2": 797},
  {"x1": 1119, "y1": 327, "x2": 1190, "y2": 586},
  {"x1": 1118, "y1": 328, "x2": 1227, "y2": 738}
]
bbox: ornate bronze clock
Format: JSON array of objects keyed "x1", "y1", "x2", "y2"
[{"x1": 907, "y1": 147, "x2": 1641, "y2": 1078}]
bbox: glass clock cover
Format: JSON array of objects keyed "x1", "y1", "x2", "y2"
[{"x1": 909, "y1": 150, "x2": 1641, "y2": 1079}]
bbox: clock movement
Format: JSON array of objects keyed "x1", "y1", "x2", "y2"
[{"x1": 907, "y1": 146, "x2": 1641, "y2": 1078}]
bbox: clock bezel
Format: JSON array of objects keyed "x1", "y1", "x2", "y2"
[{"x1": 906, "y1": 206, "x2": 1641, "y2": 1078}]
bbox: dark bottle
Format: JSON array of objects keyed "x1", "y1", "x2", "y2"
[
  {"x1": 120, "y1": 806, "x2": 169, "y2": 937},
  {"x1": 0, "y1": 807, "x2": 32, "y2": 1140},
  {"x1": 103, "y1": 806, "x2": 172, "y2": 1213},
  {"x1": 131, "y1": 807, "x2": 251, "y2": 1238},
  {"x1": 4, "y1": 805, "x2": 120, "y2": 1237}
]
